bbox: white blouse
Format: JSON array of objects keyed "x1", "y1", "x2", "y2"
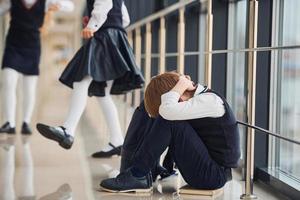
[
  {"x1": 0, "y1": 0, "x2": 74, "y2": 15},
  {"x1": 86, "y1": 0, "x2": 130, "y2": 31}
]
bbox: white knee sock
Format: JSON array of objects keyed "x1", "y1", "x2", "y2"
[
  {"x1": 22, "y1": 75, "x2": 38, "y2": 124},
  {"x1": 2, "y1": 68, "x2": 19, "y2": 127},
  {"x1": 97, "y1": 80, "x2": 124, "y2": 151},
  {"x1": 63, "y1": 77, "x2": 93, "y2": 137}
]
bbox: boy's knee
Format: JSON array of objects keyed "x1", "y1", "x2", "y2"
[{"x1": 156, "y1": 117, "x2": 191, "y2": 132}]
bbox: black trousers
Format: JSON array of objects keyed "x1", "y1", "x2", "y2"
[
  {"x1": 121, "y1": 101, "x2": 230, "y2": 189},
  {"x1": 121, "y1": 102, "x2": 174, "y2": 177}
]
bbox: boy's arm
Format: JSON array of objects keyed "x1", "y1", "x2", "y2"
[
  {"x1": 0, "y1": 0, "x2": 10, "y2": 16},
  {"x1": 86, "y1": 0, "x2": 113, "y2": 31},
  {"x1": 121, "y1": 2, "x2": 130, "y2": 27},
  {"x1": 159, "y1": 91, "x2": 225, "y2": 120},
  {"x1": 46, "y1": 0, "x2": 75, "y2": 12},
  {"x1": 159, "y1": 77, "x2": 225, "y2": 120}
]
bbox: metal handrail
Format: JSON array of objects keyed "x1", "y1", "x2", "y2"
[
  {"x1": 137, "y1": 43, "x2": 300, "y2": 58},
  {"x1": 237, "y1": 121, "x2": 300, "y2": 146},
  {"x1": 126, "y1": 0, "x2": 203, "y2": 32},
  {"x1": 205, "y1": 44, "x2": 300, "y2": 54}
]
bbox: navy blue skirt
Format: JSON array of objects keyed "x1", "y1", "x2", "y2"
[
  {"x1": 59, "y1": 28, "x2": 145, "y2": 97},
  {"x1": 2, "y1": 44, "x2": 41, "y2": 75}
]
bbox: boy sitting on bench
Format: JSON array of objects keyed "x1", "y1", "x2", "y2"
[{"x1": 100, "y1": 72, "x2": 240, "y2": 193}]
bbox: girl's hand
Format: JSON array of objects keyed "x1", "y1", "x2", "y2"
[
  {"x1": 83, "y1": 16, "x2": 90, "y2": 27},
  {"x1": 81, "y1": 27, "x2": 95, "y2": 39}
]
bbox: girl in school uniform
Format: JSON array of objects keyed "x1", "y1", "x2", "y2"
[
  {"x1": 36, "y1": 0, "x2": 144, "y2": 157},
  {"x1": 0, "y1": 0, "x2": 74, "y2": 134},
  {"x1": 0, "y1": 0, "x2": 74, "y2": 135}
]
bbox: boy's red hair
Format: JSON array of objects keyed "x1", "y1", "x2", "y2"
[{"x1": 144, "y1": 72, "x2": 180, "y2": 117}]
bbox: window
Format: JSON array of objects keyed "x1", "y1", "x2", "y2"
[
  {"x1": 226, "y1": 0, "x2": 247, "y2": 161},
  {"x1": 271, "y1": 0, "x2": 300, "y2": 182}
]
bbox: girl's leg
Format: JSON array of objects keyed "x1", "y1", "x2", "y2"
[
  {"x1": 22, "y1": 75, "x2": 38, "y2": 124},
  {"x1": 97, "y1": 80, "x2": 124, "y2": 151},
  {"x1": 63, "y1": 76, "x2": 93, "y2": 136},
  {"x1": 36, "y1": 76, "x2": 93, "y2": 149},
  {"x1": 2, "y1": 68, "x2": 19, "y2": 127}
]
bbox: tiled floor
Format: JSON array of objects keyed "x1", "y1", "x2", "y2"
[{"x1": 0, "y1": 61, "x2": 290, "y2": 200}]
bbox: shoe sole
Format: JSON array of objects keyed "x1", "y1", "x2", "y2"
[
  {"x1": 92, "y1": 149, "x2": 122, "y2": 158},
  {"x1": 100, "y1": 186, "x2": 153, "y2": 193},
  {"x1": 36, "y1": 124, "x2": 72, "y2": 150},
  {"x1": 92, "y1": 154, "x2": 121, "y2": 159}
]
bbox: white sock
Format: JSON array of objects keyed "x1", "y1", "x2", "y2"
[
  {"x1": 2, "y1": 68, "x2": 19, "y2": 127},
  {"x1": 22, "y1": 75, "x2": 38, "y2": 124},
  {"x1": 97, "y1": 80, "x2": 124, "y2": 152},
  {"x1": 63, "y1": 77, "x2": 93, "y2": 137}
]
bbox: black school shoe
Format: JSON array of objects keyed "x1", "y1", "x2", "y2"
[
  {"x1": 91, "y1": 143, "x2": 122, "y2": 158},
  {"x1": 36, "y1": 123, "x2": 74, "y2": 149},
  {"x1": 100, "y1": 169, "x2": 153, "y2": 193},
  {"x1": 21, "y1": 122, "x2": 32, "y2": 135},
  {"x1": 0, "y1": 122, "x2": 16, "y2": 134}
]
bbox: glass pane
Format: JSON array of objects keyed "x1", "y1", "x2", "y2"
[
  {"x1": 276, "y1": 0, "x2": 300, "y2": 180},
  {"x1": 226, "y1": 1, "x2": 247, "y2": 161},
  {"x1": 278, "y1": 49, "x2": 300, "y2": 179}
]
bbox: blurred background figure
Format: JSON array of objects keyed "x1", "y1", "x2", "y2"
[{"x1": 0, "y1": 0, "x2": 74, "y2": 136}]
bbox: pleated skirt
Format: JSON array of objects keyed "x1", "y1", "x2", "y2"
[{"x1": 59, "y1": 28, "x2": 145, "y2": 97}]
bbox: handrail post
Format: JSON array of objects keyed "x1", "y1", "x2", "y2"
[
  {"x1": 205, "y1": 0, "x2": 213, "y2": 88},
  {"x1": 134, "y1": 27, "x2": 142, "y2": 107},
  {"x1": 126, "y1": 31, "x2": 134, "y2": 105},
  {"x1": 241, "y1": 0, "x2": 259, "y2": 199},
  {"x1": 145, "y1": 23, "x2": 152, "y2": 85},
  {"x1": 177, "y1": 3, "x2": 185, "y2": 74},
  {"x1": 159, "y1": 17, "x2": 166, "y2": 74}
]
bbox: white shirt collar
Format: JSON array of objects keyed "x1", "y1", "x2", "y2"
[{"x1": 194, "y1": 84, "x2": 207, "y2": 96}]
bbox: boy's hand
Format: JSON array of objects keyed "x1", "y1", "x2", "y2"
[
  {"x1": 171, "y1": 75, "x2": 196, "y2": 96},
  {"x1": 81, "y1": 27, "x2": 95, "y2": 39},
  {"x1": 179, "y1": 75, "x2": 195, "y2": 91}
]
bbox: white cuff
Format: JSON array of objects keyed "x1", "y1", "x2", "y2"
[{"x1": 87, "y1": 18, "x2": 100, "y2": 31}]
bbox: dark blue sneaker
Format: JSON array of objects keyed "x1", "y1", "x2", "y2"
[{"x1": 100, "y1": 169, "x2": 153, "y2": 193}]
